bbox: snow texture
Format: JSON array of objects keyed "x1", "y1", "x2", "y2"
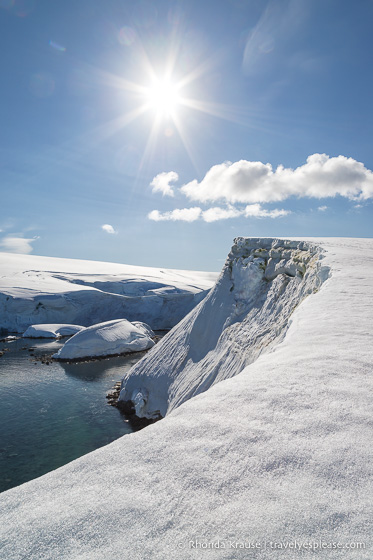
[
  {"x1": 130, "y1": 321, "x2": 155, "y2": 338},
  {"x1": 52, "y1": 319, "x2": 155, "y2": 360},
  {"x1": 119, "y1": 237, "x2": 330, "y2": 419},
  {"x1": 0, "y1": 238, "x2": 372, "y2": 560},
  {"x1": 22, "y1": 323, "x2": 84, "y2": 338},
  {"x1": 0, "y1": 252, "x2": 217, "y2": 333}
]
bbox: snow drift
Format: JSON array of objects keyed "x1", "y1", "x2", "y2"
[
  {"x1": 22, "y1": 323, "x2": 84, "y2": 338},
  {"x1": 119, "y1": 237, "x2": 330, "y2": 419},
  {"x1": 53, "y1": 319, "x2": 154, "y2": 360},
  {"x1": 0, "y1": 253, "x2": 216, "y2": 333}
]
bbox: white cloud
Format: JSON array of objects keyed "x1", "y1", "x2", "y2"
[
  {"x1": 0, "y1": 235, "x2": 38, "y2": 254},
  {"x1": 244, "y1": 204, "x2": 290, "y2": 218},
  {"x1": 318, "y1": 205, "x2": 328, "y2": 212},
  {"x1": 180, "y1": 154, "x2": 373, "y2": 204},
  {"x1": 148, "y1": 204, "x2": 289, "y2": 223},
  {"x1": 148, "y1": 208, "x2": 202, "y2": 222},
  {"x1": 150, "y1": 171, "x2": 178, "y2": 197},
  {"x1": 101, "y1": 224, "x2": 116, "y2": 234},
  {"x1": 202, "y1": 206, "x2": 242, "y2": 222}
]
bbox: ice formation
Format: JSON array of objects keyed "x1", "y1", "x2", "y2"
[
  {"x1": 52, "y1": 319, "x2": 154, "y2": 360},
  {"x1": 0, "y1": 252, "x2": 217, "y2": 333},
  {"x1": 119, "y1": 237, "x2": 330, "y2": 419}
]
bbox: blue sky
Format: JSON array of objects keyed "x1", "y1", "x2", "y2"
[{"x1": 1, "y1": 0, "x2": 372, "y2": 271}]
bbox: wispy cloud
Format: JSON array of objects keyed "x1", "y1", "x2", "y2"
[
  {"x1": 318, "y1": 205, "x2": 328, "y2": 212},
  {"x1": 150, "y1": 171, "x2": 178, "y2": 197},
  {"x1": 101, "y1": 224, "x2": 117, "y2": 234},
  {"x1": 242, "y1": 0, "x2": 308, "y2": 75},
  {"x1": 0, "y1": 235, "x2": 38, "y2": 254}
]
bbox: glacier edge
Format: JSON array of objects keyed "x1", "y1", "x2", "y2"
[{"x1": 119, "y1": 237, "x2": 330, "y2": 419}]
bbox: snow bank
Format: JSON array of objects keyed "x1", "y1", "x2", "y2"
[
  {"x1": 0, "y1": 253, "x2": 217, "y2": 332},
  {"x1": 0, "y1": 238, "x2": 372, "y2": 560},
  {"x1": 22, "y1": 323, "x2": 84, "y2": 338},
  {"x1": 119, "y1": 237, "x2": 330, "y2": 419},
  {"x1": 53, "y1": 319, "x2": 155, "y2": 360}
]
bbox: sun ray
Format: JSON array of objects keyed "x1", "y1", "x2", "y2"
[
  {"x1": 171, "y1": 112, "x2": 203, "y2": 176},
  {"x1": 138, "y1": 112, "x2": 164, "y2": 173},
  {"x1": 179, "y1": 97, "x2": 281, "y2": 136},
  {"x1": 176, "y1": 48, "x2": 226, "y2": 90},
  {"x1": 77, "y1": 35, "x2": 291, "y2": 176}
]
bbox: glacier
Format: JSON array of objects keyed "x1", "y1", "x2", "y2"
[
  {"x1": 0, "y1": 252, "x2": 217, "y2": 333},
  {"x1": 0, "y1": 238, "x2": 372, "y2": 560},
  {"x1": 119, "y1": 237, "x2": 330, "y2": 419}
]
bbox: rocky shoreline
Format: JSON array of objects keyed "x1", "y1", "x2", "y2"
[{"x1": 106, "y1": 381, "x2": 161, "y2": 430}]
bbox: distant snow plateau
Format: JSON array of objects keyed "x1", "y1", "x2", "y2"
[{"x1": 0, "y1": 252, "x2": 217, "y2": 333}]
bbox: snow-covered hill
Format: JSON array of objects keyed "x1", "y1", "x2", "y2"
[
  {"x1": 0, "y1": 252, "x2": 217, "y2": 332},
  {"x1": 0, "y1": 238, "x2": 372, "y2": 560},
  {"x1": 119, "y1": 237, "x2": 330, "y2": 419}
]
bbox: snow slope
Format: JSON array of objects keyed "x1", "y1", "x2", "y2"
[
  {"x1": 119, "y1": 237, "x2": 330, "y2": 419},
  {"x1": 0, "y1": 253, "x2": 217, "y2": 332},
  {"x1": 0, "y1": 238, "x2": 372, "y2": 560}
]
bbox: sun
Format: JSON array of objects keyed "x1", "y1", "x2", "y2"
[
  {"x1": 144, "y1": 78, "x2": 181, "y2": 118},
  {"x1": 94, "y1": 45, "x2": 237, "y2": 171}
]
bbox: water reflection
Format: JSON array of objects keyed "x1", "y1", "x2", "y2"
[
  {"x1": 0, "y1": 337, "x2": 149, "y2": 493},
  {"x1": 59, "y1": 350, "x2": 148, "y2": 382}
]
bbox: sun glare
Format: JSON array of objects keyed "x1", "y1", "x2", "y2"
[
  {"x1": 144, "y1": 78, "x2": 181, "y2": 117},
  {"x1": 96, "y1": 44, "x2": 238, "y2": 172}
]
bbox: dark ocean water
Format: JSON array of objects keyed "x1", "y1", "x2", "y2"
[{"x1": 0, "y1": 337, "x2": 147, "y2": 493}]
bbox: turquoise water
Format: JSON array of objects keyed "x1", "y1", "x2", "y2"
[{"x1": 0, "y1": 337, "x2": 147, "y2": 493}]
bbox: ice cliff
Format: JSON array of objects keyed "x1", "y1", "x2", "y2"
[{"x1": 119, "y1": 237, "x2": 330, "y2": 419}]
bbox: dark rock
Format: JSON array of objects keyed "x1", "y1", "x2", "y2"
[
  {"x1": 116, "y1": 400, "x2": 136, "y2": 416},
  {"x1": 127, "y1": 415, "x2": 159, "y2": 431}
]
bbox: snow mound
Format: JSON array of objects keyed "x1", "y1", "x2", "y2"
[
  {"x1": 0, "y1": 252, "x2": 217, "y2": 333},
  {"x1": 119, "y1": 237, "x2": 330, "y2": 419},
  {"x1": 53, "y1": 319, "x2": 155, "y2": 361},
  {"x1": 22, "y1": 323, "x2": 84, "y2": 339}
]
